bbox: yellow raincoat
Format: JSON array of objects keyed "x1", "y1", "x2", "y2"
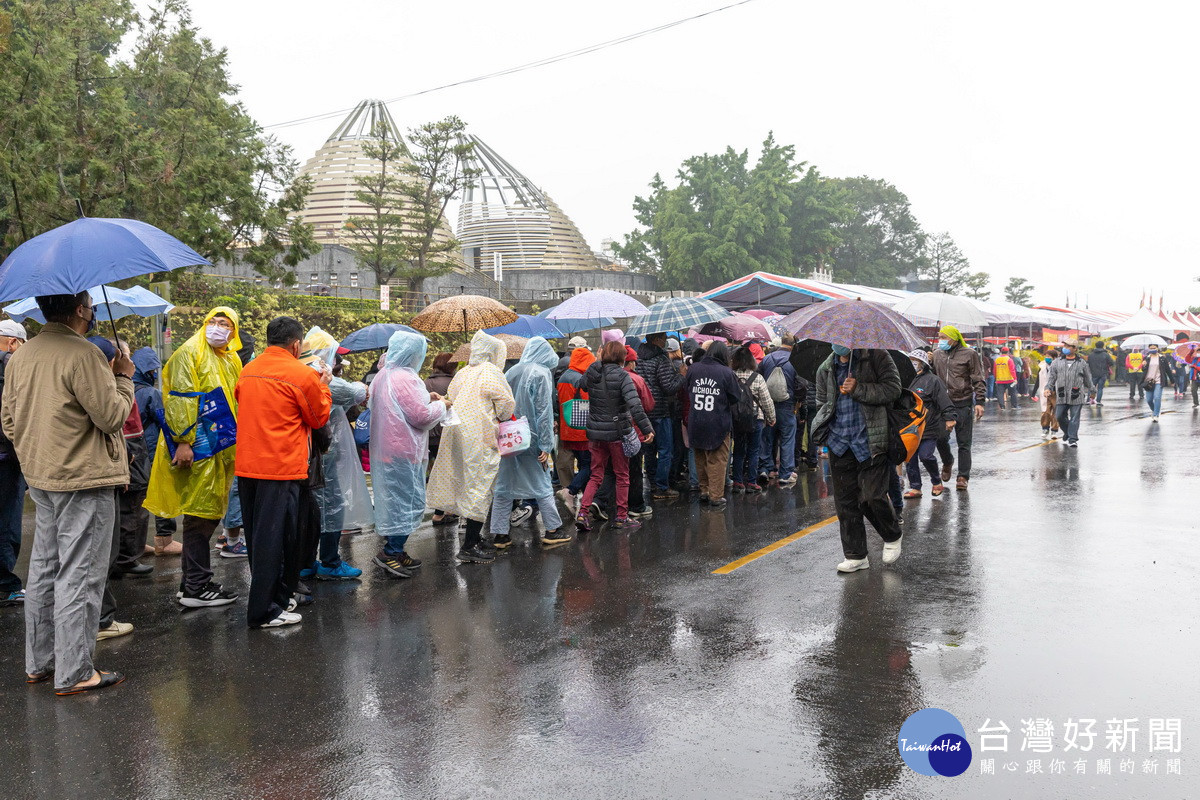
[
  {"x1": 425, "y1": 331, "x2": 516, "y2": 522},
  {"x1": 144, "y1": 307, "x2": 243, "y2": 520}
]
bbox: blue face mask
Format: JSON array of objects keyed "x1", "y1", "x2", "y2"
[
  {"x1": 937, "y1": 340, "x2": 951, "y2": 351},
  {"x1": 1062, "y1": 346, "x2": 1072, "y2": 356},
  {"x1": 831, "y1": 344, "x2": 851, "y2": 356},
  {"x1": 1044, "y1": 357, "x2": 1052, "y2": 364}
]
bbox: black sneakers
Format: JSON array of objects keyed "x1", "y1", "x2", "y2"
[
  {"x1": 493, "y1": 534, "x2": 514, "y2": 550},
  {"x1": 541, "y1": 529, "x2": 571, "y2": 545},
  {"x1": 456, "y1": 546, "x2": 496, "y2": 564},
  {"x1": 374, "y1": 552, "x2": 414, "y2": 579},
  {"x1": 179, "y1": 581, "x2": 238, "y2": 608}
]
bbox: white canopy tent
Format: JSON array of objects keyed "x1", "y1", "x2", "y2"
[{"x1": 1100, "y1": 306, "x2": 1178, "y2": 338}]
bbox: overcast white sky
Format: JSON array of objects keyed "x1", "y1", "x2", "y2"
[{"x1": 182, "y1": 0, "x2": 1200, "y2": 311}]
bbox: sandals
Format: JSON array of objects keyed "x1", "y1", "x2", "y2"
[
  {"x1": 26, "y1": 669, "x2": 54, "y2": 685},
  {"x1": 902, "y1": 489, "x2": 922, "y2": 499},
  {"x1": 931, "y1": 484, "x2": 945, "y2": 497},
  {"x1": 54, "y1": 670, "x2": 126, "y2": 696}
]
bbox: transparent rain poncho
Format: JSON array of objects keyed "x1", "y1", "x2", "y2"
[
  {"x1": 425, "y1": 330, "x2": 516, "y2": 521},
  {"x1": 369, "y1": 331, "x2": 446, "y2": 540},
  {"x1": 494, "y1": 337, "x2": 559, "y2": 499}
]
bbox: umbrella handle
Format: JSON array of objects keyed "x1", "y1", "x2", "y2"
[{"x1": 100, "y1": 284, "x2": 121, "y2": 352}]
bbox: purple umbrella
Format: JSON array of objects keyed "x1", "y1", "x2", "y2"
[
  {"x1": 700, "y1": 313, "x2": 773, "y2": 342},
  {"x1": 779, "y1": 299, "x2": 927, "y2": 352}
]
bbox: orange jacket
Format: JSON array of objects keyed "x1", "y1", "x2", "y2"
[
  {"x1": 234, "y1": 346, "x2": 332, "y2": 480},
  {"x1": 557, "y1": 348, "x2": 596, "y2": 445}
]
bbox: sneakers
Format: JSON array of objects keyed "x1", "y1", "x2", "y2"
[
  {"x1": 0, "y1": 589, "x2": 25, "y2": 607},
  {"x1": 652, "y1": 488, "x2": 680, "y2": 500},
  {"x1": 373, "y1": 552, "x2": 414, "y2": 579},
  {"x1": 612, "y1": 517, "x2": 642, "y2": 530},
  {"x1": 299, "y1": 560, "x2": 319, "y2": 580},
  {"x1": 882, "y1": 537, "x2": 903, "y2": 565},
  {"x1": 179, "y1": 581, "x2": 238, "y2": 608},
  {"x1": 219, "y1": 540, "x2": 248, "y2": 558},
  {"x1": 628, "y1": 507, "x2": 654, "y2": 519},
  {"x1": 557, "y1": 489, "x2": 579, "y2": 516},
  {"x1": 1152, "y1": 415, "x2": 1160, "y2": 423},
  {"x1": 259, "y1": 611, "x2": 302, "y2": 628},
  {"x1": 756, "y1": 473, "x2": 770, "y2": 487},
  {"x1": 590, "y1": 502, "x2": 609, "y2": 521},
  {"x1": 837, "y1": 557, "x2": 870, "y2": 573},
  {"x1": 509, "y1": 505, "x2": 534, "y2": 526},
  {"x1": 1041, "y1": 428, "x2": 1050, "y2": 439},
  {"x1": 1066, "y1": 440, "x2": 1078, "y2": 447},
  {"x1": 396, "y1": 551, "x2": 422, "y2": 569},
  {"x1": 456, "y1": 546, "x2": 496, "y2": 564},
  {"x1": 778, "y1": 473, "x2": 797, "y2": 488},
  {"x1": 96, "y1": 621, "x2": 134, "y2": 641},
  {"x1": 710, "y1": 497, "x2": 728, "y2": 510},
  {"x1": 732, "y1": 482, "x2": 746, "y2": 494},
  {"x1": 316, "y1": 561, "x2": 363, "y2": 581},
  {"x1": 541, "y1": 529, "x2": 571, "y2": 545},
  {"x1": 493, "y1": 534, "x2": 514, "y2": 550}
]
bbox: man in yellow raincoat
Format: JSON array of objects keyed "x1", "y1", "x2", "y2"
[{"x1": 144, "y1": 307, "x2": 243, "y2": 608}]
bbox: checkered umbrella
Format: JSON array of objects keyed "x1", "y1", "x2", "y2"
[
  {"x1": 626, "y1": 296, "x2": 728, "y2": 337},
  {"x1": 411, "y1": 295, "x2": 518, "y2": 333}
]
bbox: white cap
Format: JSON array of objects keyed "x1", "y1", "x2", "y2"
[
  {"x1": 568, "y1": 336, "x2": 588, "y2": 349},
  {"x1": 0, "y1": 320, "x2": 27, "y2": 340}
]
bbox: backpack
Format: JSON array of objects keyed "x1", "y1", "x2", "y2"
[
  {"x1": 887, "y1": 389, "x2": 928, "y2": 465},
  {"x1": 765, "y1": 364, "x2": 789, "y2": 403},
  {"x1": 733, "y1": 375, "x2": 759, "y2": 433}
]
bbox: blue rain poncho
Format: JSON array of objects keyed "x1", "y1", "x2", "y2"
[
  {"x1": 319, "y1": 378, "x2": 374, "y2": 534},
  {"x1": 369, "y1": 331, "x2": 446, "y2": 540},
  {"x1": 425, "y1": 331, "x2": 516, "y2": 521},
  {"x1": 494, "y1": 337, "x2": 559, "y2": 499}
]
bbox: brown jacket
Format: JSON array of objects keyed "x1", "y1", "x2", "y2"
[
  {"x1": 931, "y1": 344, "x2": 987, "y2": 406},
  {"x1": 0, "y1": 323, "x2": 135, "y2": 491}
]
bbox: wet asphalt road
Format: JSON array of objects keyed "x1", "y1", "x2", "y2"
[{"x1": 1, "y1": 394, "x2": 1196, "y2": 799}]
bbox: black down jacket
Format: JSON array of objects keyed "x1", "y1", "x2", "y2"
[{"x1": 582, "y1": 361, "x2": 653, "y2": 443}]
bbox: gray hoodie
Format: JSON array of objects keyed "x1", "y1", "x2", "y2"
[{"x1": 1045, "y1": 356, "x2": 1094, "y2": 406}]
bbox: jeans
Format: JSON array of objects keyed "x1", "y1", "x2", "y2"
[
  {"x1": 936, "y1": 403, "x2": 974, "y2": 479},
  {"x1": 566, "y1": 447, "x2": 592, "y2": 495},
  {"x1": 1145, "y1": 382, "x2": 1164, "y2": 416},
  {"x1": 223, "y1": 480, "x2": 243, "y2": 530},
  {"x1": 0, "y1": 459, "x2": 26, "y2": 594},
  {"x1": 905, "y1": 438, "x2": 942, "y2": 490},
  {"x1": 829, "y1": 450, "x2": 900, "y2": 560},
  {"x1": 759, "y1": 404, "x2": 796, "y2": 478},
  {"x1": 1056, "y1": 403, "x2": 1083, "y2": 442},
  {"x1": 581, "y1": 441, "x2": 631, "y2": 520},
  {"x1": 887, "y1": 469, "x2": 903, "y2": 511},
  {"x1": 731, "y1": 423, "x2": 761, "y2": 484},
  {"x1": 651, "y1": 417, "x2": 674, "y2": 490},
  {"x1": 987, "y1": 375, "x2": 995, "y2": 399},
  {"x1": 1093, "y1": 376, "x2": 1106, "y2": 404}
]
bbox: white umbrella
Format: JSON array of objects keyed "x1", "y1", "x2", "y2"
[
  {"x1": 1121, "y1": 333, "x2": 1169, "y2": 349},
  {"x1": 890, "y1": 293, "x2": 988, "y2": 330}
]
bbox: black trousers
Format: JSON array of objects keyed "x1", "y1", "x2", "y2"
[
  {"x1": 239, "y1": 477, "x2": 301, "y2": 627},
  {"x1": 829, "y1": 450, "x2": 901, "y2": 560},
  {"x1": 115, "y1": 489, "x2": 148, "y2": 570},
  {"x1": 181, "y1": 514, "x2": 220, "y2": 593},
  {"x1": 935, "y1": 403, "x2": 975, "y2": 479}
]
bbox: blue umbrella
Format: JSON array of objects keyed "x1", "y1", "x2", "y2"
[
  {"x1": 536, "y1": 306, "x2": 614, "y2": 335},
  {"x1": 339, "y1": 322, "x2": 419, "y2": 353},
  {"x1": 0, "y1": 217, "x2": 210, "y2": 303},
  {"x1": 3, "y1": 284, "x2": 173, "y2": 324},
  {"x1": 484, "y1": 313, "x2": 564, "y2": 339}
]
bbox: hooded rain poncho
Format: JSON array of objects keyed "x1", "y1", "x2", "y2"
[
  {"x1": 425, "y1": 330, "x2": 516, "y2": 521},
  {"x1": 320, "y1": 377, "x2": 374, "y2": 534},
  {"x1": 370, "y1": 331, "x2": 446, "y2": 540},
  {"x1": 144, "y1": 307, "x2": 242, "y2": 520},
  {"x1": 494, "y1": 337, "x2": 558, "y2": 499}
]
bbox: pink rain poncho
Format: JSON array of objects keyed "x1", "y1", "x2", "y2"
[{"x1": 369, "y1": 331, "x2": 446, "y2": 543}]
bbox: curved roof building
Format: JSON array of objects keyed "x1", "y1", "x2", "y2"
[{"x1": 457, "y1": 135, "x2": 603, "y2": 272}]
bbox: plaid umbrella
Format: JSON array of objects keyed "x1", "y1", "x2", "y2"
[
  {"x1": 626, "y1": 296, "x2": 728, "y2": 337},
  {"x1": 411, "y1": 295, "x2": 518, "y2": 333},
  {"x1": 451, "y1": 333, "x2": 527, "y2": 362},
  {"x1": 779, "y1": 298, "x2": 927, "y2": 352},
  {"x1": 545, "y1": 289, "x2": 649, "y2": 320}
]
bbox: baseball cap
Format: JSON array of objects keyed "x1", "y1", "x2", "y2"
[
  {"x1": 665, "y1": 338, "x2": 681, "y2": 352},
  {"x1": 624, "y1": 346, "x2": 638, "y2": 362},
  {"x1": 568, "y1": 336, "x2": 587, "y2": 349},
  {"x1": 0, "y1": 320, "x2": 27, "y2": 340}
]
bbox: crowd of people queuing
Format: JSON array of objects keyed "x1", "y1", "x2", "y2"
[{"x1": 0, "y1": 292, "x2": 1196, "y2": 696}]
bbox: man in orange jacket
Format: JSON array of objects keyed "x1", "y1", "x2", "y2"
[{"x1": 234, "y1": 317, "x2": 332, "y2": 628}]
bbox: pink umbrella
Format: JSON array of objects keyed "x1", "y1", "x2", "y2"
[
  {"x1": 739, "y1": 308, "x2": 778, "y2": 320},
  {"x1": 687, "y1": 328, "x2": 727, "y2": 343},
  {"x1": 701, "y1": 313, "x2": 773, "y2": 342}
]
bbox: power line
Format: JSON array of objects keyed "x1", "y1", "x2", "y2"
[{"x1": 262, "y1": 0, "x2": 760, "y2": 132}]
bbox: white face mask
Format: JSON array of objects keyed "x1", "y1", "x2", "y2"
[{"x1": 205, "y1": 324, "x2": 233, "y2": 347}]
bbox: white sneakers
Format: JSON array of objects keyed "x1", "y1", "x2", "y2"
[
  {"x1": 836, "y1": 557, "x2": 870, "y2": 573},
  {"x1": 260, "y1": 611, "x2": 302, "y2": 628},
  {"x1": 557, "y1": 488, "x2": 578, "y2": 517},
  {"x1": 882, "y1": 537, "x2": 903, "y2": 565}
]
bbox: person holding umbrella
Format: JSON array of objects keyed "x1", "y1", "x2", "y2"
[
  {"x1": 144, "y1": 307, "x2": 244, "y2": 608},
  {"x1": 811, "y1": 344, "x2": 903, "y2": 573},
  {"x1": 930, "y1": 325, "x2": 986, "y2": 491},
  {"x1": 1, "y1": 291, "x2": 135, "y2": 694}
]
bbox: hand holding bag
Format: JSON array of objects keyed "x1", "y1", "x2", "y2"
[{"x1": 155, "y1": 388, "x2": 237, "y2": 462}]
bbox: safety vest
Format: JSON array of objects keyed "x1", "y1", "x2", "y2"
[
  {"x1": 994, "y1": 356, "x2": 1016, "y2": 383},
  {"x1": 1126, "y1": 352, "x2": 1144, "y2": 372}
]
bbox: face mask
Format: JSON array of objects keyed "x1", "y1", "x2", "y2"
[
  {"x1": 1061, "y1": 346, "x2": 1072, "y2": 356},
  {"x1": 206, "y1": 324, "x2": 233, "y2": 347},
  {"x1": 910, "y1": 360, "x2": 924, "y2": 373},
  {"x1": 831, "y1": 344, "x2": 851, "y2": 356},
  {"x1": 79, "y1": 306, "x2": 96, "y2": 334},
  {"x1": 1044, "y1": 357, "x2": 1052, "y2": 364},
  {"x1": 937, "y1": 340, "x2": 951, "y2": 351}
]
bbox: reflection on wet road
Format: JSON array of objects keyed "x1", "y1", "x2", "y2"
[{"x1": 2, "y1": 399, "x2": 1196, "y2": 798}]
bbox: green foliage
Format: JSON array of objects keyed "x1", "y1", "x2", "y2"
[
  {"x1": 963, "y1": 271, "x2": 992, "y2": 301},
  {"x1": 825, "y1": 177, "x2": 927, "y2": 288},
  {"x1": 615, "y1": 133, "x2": 846, "y2": 288},
  {"x1": 1004, "y1": 276, "x2": 1035, "y2": 305},
  {"x1": 921, "y1": 232, "x2": 971, "y2": 294},
  {"x1": 346, "y1": 122, "x2": 413, "y2": 288},
  {"x1": 0, "y1": 0, "x2": 317, "y2": 272}
]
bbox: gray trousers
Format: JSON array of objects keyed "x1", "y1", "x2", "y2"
[{"x1": 26, "y1": 487, "x2": 116, "y2": 689}]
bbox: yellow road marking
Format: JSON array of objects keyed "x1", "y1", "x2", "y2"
[
  {"x1": 1012, "y1": 439, "x2": 1057, "y2": 452},
  {"x1": 712, "y1": 516, "x2": 837, "y2": 575}
]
